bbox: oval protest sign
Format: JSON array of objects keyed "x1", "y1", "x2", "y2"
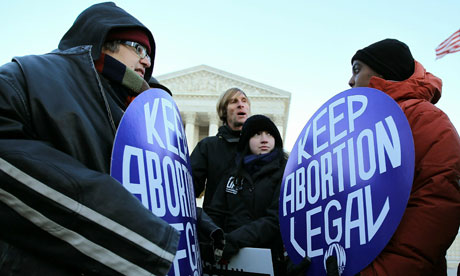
[
  {"x1": 279, "y1": 87, "x2": 414, "y2": 275},
  {"x1": 111, "y1": 88, "x2": 201, "y2": 276}
]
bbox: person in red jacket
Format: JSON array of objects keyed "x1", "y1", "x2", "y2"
[{"x1": 348, "y1": 38, "x2": 460, "y2": 275}]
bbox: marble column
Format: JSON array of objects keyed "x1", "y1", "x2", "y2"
[
  {"x1": 208, "y1": 113, "x2": 219, "y2": 136},
  {"x1": 274, "y1": 114, "x2": 284, "y2": 140},
  {"x1": 183, "y1": 112, "x2": 197, "y2": 150}
]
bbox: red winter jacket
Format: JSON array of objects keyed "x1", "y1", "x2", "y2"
[{"x1": 361, "y1": 61, "x2": 460, "y2": 275}]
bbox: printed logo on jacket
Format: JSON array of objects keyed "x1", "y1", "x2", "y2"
[
  {"x1": 279, "y1": 88, "x2": 414, "y2": 275},
  {"x1": 111, "y1": 88, "x2": 201, "y2": 276}
]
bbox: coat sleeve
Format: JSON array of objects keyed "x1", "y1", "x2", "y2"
[
  {"x1": 361, "y1": 104, "x2": 460, "y2": 275},
  {"x1": 205, "y1": 177, "x2": 229, "y2": 229},
  {"x1": 226, "y1": 180, "x2": 282, "y2": 250},
  {"x1": 197, "y1": 207, "x2": 225, "y2": 264},
  {"x1": 0, "y1": 64, "x2": 179, "y2": 275},
  {"x1": 190, "y1": 140, "x2": 208, "y2": 198}
]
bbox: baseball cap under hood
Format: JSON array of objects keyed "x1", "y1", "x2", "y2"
[{"x1": 58, "y1": 2, "x2": 155, "y2": 81}]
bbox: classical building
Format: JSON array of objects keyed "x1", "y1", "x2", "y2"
[{"x1": 156, "y1": 64, "x2": 291, "y2": 151}]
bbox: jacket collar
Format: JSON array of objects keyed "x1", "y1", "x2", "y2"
[
  {"x1": 218, "y1": 125, "x2": 241, "y2": 143},
  {"x1": 368, "y1": 60, "x2": 442, "y2": 104}
]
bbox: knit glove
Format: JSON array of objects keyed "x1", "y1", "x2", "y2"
[
  {"x1": 220, "y1": 234, "x2": 239, "y2": 263},
  {"x1": 286, "y1": 256, "x2": 311, "y2": 276}
]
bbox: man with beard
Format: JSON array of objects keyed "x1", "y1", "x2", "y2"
[{"x1": 191, "y1": 87, "x2": 251, "y2": 212}]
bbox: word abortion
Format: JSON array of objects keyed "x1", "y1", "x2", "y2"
[
  {"x1": 121, "y1": 96, "x2": 200, "y2": 275},
  {"x1": 282, "y1": 95, "x2": 403, "y2": 258},
  {"x1": 122, "y1": 145, "x2": 196, "y2": 219}
]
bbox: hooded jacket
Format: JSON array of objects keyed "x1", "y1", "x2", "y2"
[
  {"x1": 0, "y1": 2, "x2": 179, "y2": 275},
  {"x1": 59, "y1": 2, "x2": 155, "y2": 81},
  {"x1": 206, "y1": 147, "x2": 287, "y2": 270},
  {"x1": 361, "y1": 61, "x2": 460, "y2": 276},
  {"x1": 206, "y1": 149, "x2": 286, "y2": 247},
  {"x1": 191, "y1": 125, "x2": 241, "y2": 211},
  {"x1": 206, "y1": 148, "x2": 287, "y2": 275}
]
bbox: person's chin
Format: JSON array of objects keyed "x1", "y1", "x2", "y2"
[{"x1": 238, "y1": 118, "x2": 248, "y2": 125}]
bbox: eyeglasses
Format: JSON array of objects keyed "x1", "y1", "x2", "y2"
[{"x1": 120, "y1": 41, "x2": 150, "y2": 62}]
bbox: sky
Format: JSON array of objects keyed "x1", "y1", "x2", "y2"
[{"x1": 1, "y1": 1, "x2": 459, "y2": 151}]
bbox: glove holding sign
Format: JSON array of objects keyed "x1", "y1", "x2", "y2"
[
  {"x1": 197, "y1": 207, "x2": 225, "y2": 265},
  {"x1": 279, "y1": 88, "x2": 414, "y2": 276}
]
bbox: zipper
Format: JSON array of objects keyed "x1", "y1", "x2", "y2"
[{"x1": 87, "y1": 48, "x2": 117, "y2": 135}]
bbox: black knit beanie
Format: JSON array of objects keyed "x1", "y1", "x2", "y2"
[
  {"x1": 351, "y1": 39, "x2": 415, "y2": 81},
  {"x1": 238, "y1": 114, "x2": 282, "y2": 151}
]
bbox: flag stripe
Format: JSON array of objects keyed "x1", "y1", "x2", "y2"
[
  {"x1": 436, "y1": 29, "x2": 460, "y2": 51},
  {"x1": 436, "y1": 29, "x2": 460, "y2": 59},
  {"x1": 438, "y1": 44, "x2": 460, "y2": 55},
  {"x1": 436, "y1": 33, "x2": 460, "y2": 52},
  {"x1": 436, "y1": 44, "x2": 460, "y2": 59}
]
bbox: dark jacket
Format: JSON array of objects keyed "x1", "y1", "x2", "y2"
[
  {"x1": 0, "y1": 2, "x2": 179, "y2": 275},
  {"x1": 206, "y1": 149, "x2": 287, "y2": 257},
  {"x1": 191, "y1": 125, "x2": 241, "y2": 211},
  {"x1": 361, "y1": 61, "x2": 460, "y2": 276}
]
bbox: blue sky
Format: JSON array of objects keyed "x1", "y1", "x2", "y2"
[{"x1": 1, "y1": 1, "x2": 459, "y2": 150}]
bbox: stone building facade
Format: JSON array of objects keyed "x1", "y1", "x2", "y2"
[{"x1": 156, "y1": 65, "x2": 291, "y2": 151}]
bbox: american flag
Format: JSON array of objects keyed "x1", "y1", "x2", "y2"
[{"x1": 436, "y1": 29, "x2": 460, "y2": 59}]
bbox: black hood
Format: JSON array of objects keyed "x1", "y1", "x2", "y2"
[{"x1": 58, "y1": 2, "x2": 155, "y2": 81}]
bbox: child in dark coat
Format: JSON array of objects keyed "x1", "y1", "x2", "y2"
[{"x1": 207, "y1": 114, "x2": 288, "y2": 274}]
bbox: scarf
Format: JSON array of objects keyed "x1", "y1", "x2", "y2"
[
  {"x1": 94, "y1": 53, "x2": 150, "y2": 105},
  {"x1": 243, "y1": 148, "x2": 280, "y2": 176}
]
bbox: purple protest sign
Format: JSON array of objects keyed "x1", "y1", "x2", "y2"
[
  {"x1": 111, "y1": 88, "x2": 201, "y2": 276},
  {"x1": 279, "y1": 88, "x2": 414, "y2": 275}
]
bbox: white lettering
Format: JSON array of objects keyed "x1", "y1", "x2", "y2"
[
  {"x1": 122, "y1": 145, "x2": 149, "y2": 209},
  {"x1": 329, "y1": 97, "x2": 347, "y2": 144},
  {"x1": 145, "y1": 150, "x2": 165, "y2": 216},
  {"x1": 297, "y1": 124, "x2": 312, "y2": 164},
  {"x1": 296, "y1": 168, "x2": 306, "y2": 211},
  {"x1": 345, "y1": 189, "x2": 366, "y2": 248},
  {"x1": 347, "y1": 95, "x2": 368, "y2": 133},
  {"x1": 365, "y1": 185, "x2": 390, "y2": 241},
  {"x1": 356, "y1": 129, "x2": 376, "y2": 181},
  {"x1": 313, "y1": 107, "x2": 328, "y2": 154},
  {"x1": 175, "y1": 160, "x2": 189, "y2": 217},
  {"x1": 306, "y1": 206, "x2": 323, "y2": 257},
  {"x1": 282, "y1": 172, "x2": 295, "y2": 216},
  {"x1": 162, "y1": 98, "x2": 179, "y2": 155},
  {"x1": 376, "y1": 116, "x2": 401, "y2": 173},
  {"x1": 321, "y1": 152, "x2": 334, "y2": 200},
  {"x1": 290, "y1": 217, "x2": 305, "y2": 257},
  {"x1": 307, "y1": 160, "x2": 320, "y2": 204},
  {"x1": 163, "y1": 156, "x2": 180, "y2": 217},
  {"x1": 324, "y1": 200, "x2": 342, "y2": 244},
  {"x1": 174, "y1": 104, "x2": 188, "y2": 162},
  {"x1": 171, "y1": 223, "x2": 187, "y2": 276},
  {"x1": 186, "y1": 222, "x2": 198, "y2": 271},
  {"x1": 332, "y1": 142, "x2": 346, "y2": 193},
  {"x1": 347, "y1": 138, "x2": 357, "y2": 187},
  {"x1": 144, "y1": 100, "x2": 166, "y2": 148}
]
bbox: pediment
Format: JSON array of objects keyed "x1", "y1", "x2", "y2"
[{"x1": 155, "y1": 65, "x2": 290, "y2": 99}]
